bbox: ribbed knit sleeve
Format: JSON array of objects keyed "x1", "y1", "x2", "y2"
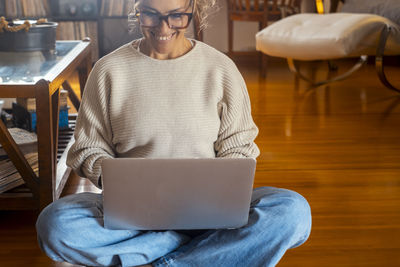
[
  {"x1": 214, "y1": 65, "x2": 260, "y2": 159},
  {"x1": 66, "y1": 62, "x2": 115, "y2": 188}
]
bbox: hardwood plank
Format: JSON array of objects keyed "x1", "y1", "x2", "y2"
[
  {"x1": 245, "y1": 59, "x2": 400, "y2": 116},
  {"x1": 253, "y1": 113, "x2": 400, "y2": 170},
  {"x1": 254, "y1": 169, "x2": 400, "y2": 267},
  {"x1": 279, "y1": 248, "x2": 400, "y2": 267}
]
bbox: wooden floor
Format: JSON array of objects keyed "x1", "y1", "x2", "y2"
[{"x1": 1, "y1": 56, "x2": 400, "y2": 267}]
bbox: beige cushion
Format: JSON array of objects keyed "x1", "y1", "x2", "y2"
[{"x1": 256, "y1": 13, "x2": 400, "y2": 60}]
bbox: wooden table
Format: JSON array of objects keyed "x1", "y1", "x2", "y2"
[{"x1": 0, "y1": 40, "x2": 91, "y2": 210}]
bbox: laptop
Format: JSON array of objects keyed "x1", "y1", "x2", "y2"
[{"x1": 101, "y1": 158, "x2": 256, "y2": 230}]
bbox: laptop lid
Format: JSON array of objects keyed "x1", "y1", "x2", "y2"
[{"x1": 102, "y1": 158, "x2": 256, "y2": 230}]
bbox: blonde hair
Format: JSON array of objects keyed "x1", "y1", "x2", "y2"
[
  {"x1": 194, "y1": 0, "x2": 218, "y2": 32},
  {"x1": 128, "y1": 0, "x2": 218, "y2": 34}
]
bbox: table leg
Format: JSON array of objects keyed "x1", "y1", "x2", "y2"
[
  {"x1": 52, "y1": 88, "x2": 60, "y2": 176},
  {"x1": 78, "y1": 40, "x2": 92, "y2": 97},
  {"x1": 35, "y1": 80, "x2": 55, "y2": 210},
  {"x1": 62, "y1": 81, "x2": 80, "y2": 111}
]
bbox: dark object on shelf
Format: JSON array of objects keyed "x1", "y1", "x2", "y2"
[
  {"x1": 0, "y1": 20, "x2": 58, "y2": 52},
  {"x1": 51, "y1": 0, "x2": 99, "y2": 18},
  {"x1": 12, "y1": 102, "x2": 36, "y2": 132},
  {"x1": 12, "y1": 102, "x2": 69, "y2": 132},
  {"x1": 1, "y1": 110, "x2": 14, "y2": 128},
  {"x1": 58, "y1": 108, "x2": 69, "y2": 130}
]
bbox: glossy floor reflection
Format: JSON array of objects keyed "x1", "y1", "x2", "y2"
[{"x1": 244, "y1": 57, "x2": 400, "y2": 267}]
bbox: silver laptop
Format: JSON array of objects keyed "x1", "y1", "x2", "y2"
[{"x1": 101, "y1": 158, "x2": 256, "y2": 230}]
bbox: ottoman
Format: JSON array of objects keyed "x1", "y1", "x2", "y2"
[{"x1": 256, "y1": 13, "x2": 400, "y2": 92}]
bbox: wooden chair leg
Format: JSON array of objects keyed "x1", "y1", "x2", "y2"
[
  {"x1": 327, "y1": 60, "x2": 338, "y2": 71},
  {"x1": 259, "y1": 21, "x2": 264, "y2": 31},
  {"x1": 260, "y1": 53, "x2": 268, "y2": 78}
]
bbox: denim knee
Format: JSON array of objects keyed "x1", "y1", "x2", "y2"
[
  {"x1": 36, "y1": 193, "x2": 102, "y2": 258},
  {"x1": 283, "y1": 190, "x2": 312, "y2": 248},
  {"x1": 252, "y1": 187, "x2": 312, "y2": 248},
  {"x1": 36, "y1": 198, "x2": 68, "y2": 260}
]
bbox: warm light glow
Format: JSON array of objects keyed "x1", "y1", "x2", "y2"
[
  {"x1": 316, "y1": 0, "x2": 324, "y2": 14},
  {"x1": 285, "y1": 116, "x2": 292, "y2": 138}
]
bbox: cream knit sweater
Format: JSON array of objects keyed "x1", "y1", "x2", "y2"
[{"x1": 66, "y1": 39, "x2": 260, "y2": 188}]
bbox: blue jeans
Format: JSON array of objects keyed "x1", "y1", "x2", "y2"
[{"x1": 36, "y1": 187, "x2": 311, "y2": 267}]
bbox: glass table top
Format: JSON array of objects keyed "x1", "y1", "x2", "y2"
[{"x1": 0, "y1": 41, "x2": 81, "y2": 85}]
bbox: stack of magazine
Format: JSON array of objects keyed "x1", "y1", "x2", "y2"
[{"x1": 0, "y1": 128, "x2": 38, "y2": 194}]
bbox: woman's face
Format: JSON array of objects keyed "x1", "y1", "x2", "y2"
[{"x1": 137, "y1": 0, "x2": 193, "y2": 57}]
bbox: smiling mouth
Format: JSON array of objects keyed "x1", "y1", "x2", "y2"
[{"x1": 151, "y1": 32, "x2": 176, "y2": 41}]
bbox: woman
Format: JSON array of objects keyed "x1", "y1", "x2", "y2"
[{"x1": 36, "y1": 0, "x2": 311, "y2": 266}]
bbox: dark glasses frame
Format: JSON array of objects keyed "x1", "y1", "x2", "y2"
[{"x1": 135, "y1": 10, "x2": 194, "y2": 29}]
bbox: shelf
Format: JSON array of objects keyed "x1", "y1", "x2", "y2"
[
  {"x1": 51, "y1": 16, "x2": 99, "y2": 21},
  {"x1": 0, "y1": 187, "x2": 37, "y2": 210},
  {"x1": 100, "y1": 16, "x2": 128, "y2": 19},
  {"x1": 0, "y1": 115, "x2": 77, "y2": 210},
  {"x1": 50, "y1": 16, "x2": 129, "y2": 22}
]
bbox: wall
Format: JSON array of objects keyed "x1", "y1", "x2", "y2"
[{"x1": 203, "y1": 0, "x2": 259, "y2": 53}]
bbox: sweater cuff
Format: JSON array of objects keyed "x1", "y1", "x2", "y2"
[{"x1": 220, "y1": 152, "x2": 248, "y2": 158}]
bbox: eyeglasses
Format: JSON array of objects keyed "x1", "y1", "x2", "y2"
[{"x1": 135, "y1": 10, "x2": 193, "y2": 29}]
